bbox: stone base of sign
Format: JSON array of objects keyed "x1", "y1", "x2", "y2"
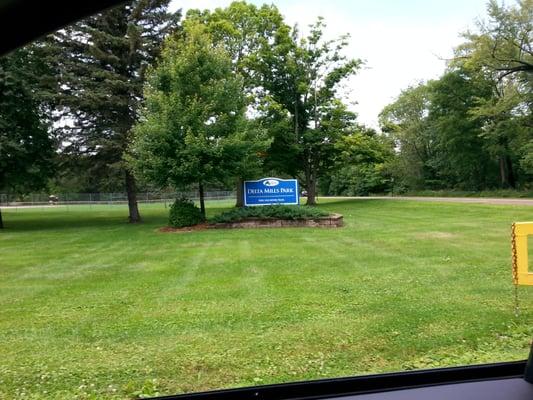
[{"x1": 208, "y1": 213, "x2": 343, "y2": 229}]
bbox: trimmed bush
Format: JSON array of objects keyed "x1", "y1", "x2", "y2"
[
  {"x1": 211, "y1": 205, "x2": 329, "y2": 224},
  {"x1": 169, "y1": 198, "x2": 204, "y2": 228}
]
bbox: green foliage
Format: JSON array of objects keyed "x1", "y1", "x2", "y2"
[
  {"x1": 0, "y1": 48, "x2": 54, "y2": 194},
  {"x1": 254, "y1": 18, "x2": 362, "y2": 204},
  {"x1": 379, "y1": 0, "x2": 532, "y2": 193},
  {"x1": 211, "y1": 205, "x2": 328, "y2": 223},
  {"x1": 185, "y1": 1, "x2": 287, "y2": 91},
  {"x1": 322, "y1": 128, "x2": 394, "y2": 196},
  {"x1": 455, "y1": 0, "x2": 532, "y2": 82},
  {"x1": 0, "y1": 48, "x2": 56, "y2": 229},
  {"x1": 379, "y1": 66, "x2": 526, "y2": 191},
  {"x1": 168, "y1": 198, "x2": 204, "y2": 228},
  {"x1": 41, "y1": 1, "x2": 181, "y2": 220},
  {"x1": 124, "y1": 378, "x2": 161, "y2": 399},
  {"x1": 452, "y1": 0, "x2": 532, "y2": 186},
  {"x1": 379, "y1": 82, "x2": 438, "y2": 189},
  {"x1": 130, "y1": 22, "x2": 248, "y2": 215},
  {"x1": 189, "y1": 7, "x2": 362, "y2": 204},
  {"x1": 428, "y1": 69, "x2": 498, "y2": 189},
  {"x1": 183, "y1": 2, "x2": 286, "y2": 204}
]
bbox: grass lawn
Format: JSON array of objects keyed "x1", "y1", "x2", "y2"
[{"x1": 1, "y1": 199, "x2": 533, "y2": 399}]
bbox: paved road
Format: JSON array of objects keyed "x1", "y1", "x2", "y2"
[
  {"x1": 2, "y1": 196, "x2": 533, "y2": 209},
  {"x1": 323, "y1": 196, "x2": 533, "y2": 206}
]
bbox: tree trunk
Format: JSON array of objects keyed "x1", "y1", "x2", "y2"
[
  {"x1": 0, "y1": 208, "x2": 3, "y2": 229},
  {"x1": 499, "y1": 156, "x2": 507, "y2": 188},
  {"x1": 305, "y1": 162, "x2": 317, "y2": 206},
  {"x1": 306, "y1": 178, "x2": 317, "y2": 205},
  {"x1": 125, "y1": 170, "x2": 141, "y2": 223},
  {"x1": 506, "y1": 155, "x2": 516, "y2": 188},
  {"x1": 235, "y1": 177, "x2": 244, "y2": 207},
  {"x1": 198, "y1": 182, "x2": 206, "y2": 219},
  {"x1": 294, "y1": 94, "x2": 299, "y2": 140}
]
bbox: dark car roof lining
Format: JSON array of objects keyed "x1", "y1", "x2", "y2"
[
  {"x1": 148, "y1": 361, "x2": 529, "y2": 400},
  {"x1": 0, "y1": 0, "x2": 125, "y2": 55}
]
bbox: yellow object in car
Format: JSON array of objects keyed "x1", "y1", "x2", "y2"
[{"x1": 512, "y1": 222, "x2": 533, "y2": 286}]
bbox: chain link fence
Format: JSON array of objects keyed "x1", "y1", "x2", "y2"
[{"x1": 0, "y1": 191, "x2": 235, "y2": 207}]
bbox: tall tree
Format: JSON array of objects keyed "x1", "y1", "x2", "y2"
[
  {"x1": 45, "y1": 0, "x2": 180, "y2": 222},
  {"x1": 255, "y1": 18, "x2": 361, "y2": 204},
  {"x1": 185, "y1": 5, "x2": 362, "y2": 205},
  {"x1": 185, "y1": 1, "x2": 287, "y2": 206},
  {"x1": 379, "y1": 83, "x2": 436, "y2": 189},
  {"x1": 456, "y1": 0, "x2": 532, "y2": 80},
  {"x1": 322, "y1": 126, "x2": 394, "y2": 196},
  {"x1": 454, "y1": 0, "x2": 532, "y2": 186},
  {"x1": 186, "y1": 1, "x2": 287, "y2": 83},
  {"x1": 0, "y1": 49, "x2": 55, "y2": 228},
  {"x1": 130, "y1": 22, "x2": 247, "y2": 218},
  {"x1": 380, "y1": 69, "x2": 499, "y2": 191},
  {"x1": 380, "y1": 0, "x2": 532, "y2": 193},
  {"x1": 428, "y1": 68, "x2": 498, "y2": 189}
]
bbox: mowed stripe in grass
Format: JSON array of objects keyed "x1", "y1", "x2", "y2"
[{"x1": 0, "y1": 199, "x2": 532, "y2": 399}]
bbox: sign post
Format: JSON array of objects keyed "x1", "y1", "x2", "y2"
[{"x1": 244, "y1": 178, "x2": 299, "y2": 206}]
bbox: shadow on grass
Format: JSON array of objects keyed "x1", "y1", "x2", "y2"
[
  {"x1": 1, "y1": 200, "x2": 367, "y2": 232},
  {"x1": 1, "y1": 212, "x2": 167, "y2": 232},
  {"x1": 1, "y1": 204, "x2": 236, "y2": 233}
]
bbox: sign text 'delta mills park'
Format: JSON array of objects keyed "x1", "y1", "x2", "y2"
[{"x1": 243, "y1": 178, "x2": 299, "y2": 206}]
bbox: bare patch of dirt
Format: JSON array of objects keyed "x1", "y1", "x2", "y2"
[{"x1": 414, "y1": 231, "x2": 457, "y2": 239}]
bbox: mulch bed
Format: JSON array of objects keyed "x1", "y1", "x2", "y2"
[
  {"x1": 158, "y1": 223, "x2": 209, "y2": 233},
  {"x1": 158, "y1": 214, "x2": 343, "y2": 233}
]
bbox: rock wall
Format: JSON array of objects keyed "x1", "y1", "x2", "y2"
[{"x1": 209, "y1": 214, "x2": 343, "y2": 229}]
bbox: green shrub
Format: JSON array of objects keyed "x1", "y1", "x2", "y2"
[
  {"x1": 169, "y1": 198, "x2": 204, "y2": 228},
  {"x1": 211, "y1": 205, "x2": 329, "y2": 223}
]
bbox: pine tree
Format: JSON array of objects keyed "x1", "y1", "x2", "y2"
[
  {"x1": 45, "y1": 0, "x2": 180, "y2": 222},
  {"x1": 0, "y1": 49, "x2": 55, "y2": 228}
]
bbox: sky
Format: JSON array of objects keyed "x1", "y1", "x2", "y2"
[{"x1": 169, "y1": 0, "x2": 492, "y2": 128}]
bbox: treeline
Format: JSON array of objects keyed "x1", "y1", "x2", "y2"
[
  {"x1": 0, "y1": 0, "x2": 531, "y2": 227},
  {"x1": 377, "y1": 0, "x2": 532, "y2": 193},
  {"x1": 325, "y1": 0, "x2": 532, "y2": 196},
  {"x1": 1, "y1": 0, "x2": 364, "y2": 224}
]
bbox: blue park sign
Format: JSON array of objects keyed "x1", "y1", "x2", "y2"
[{"x1": 244, "y1": 178, "x2": 299, "y2": 206}]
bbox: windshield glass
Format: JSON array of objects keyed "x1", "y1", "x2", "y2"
[{"x1": 1, "y1": 0, "x2": 532, "y2": 399}]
